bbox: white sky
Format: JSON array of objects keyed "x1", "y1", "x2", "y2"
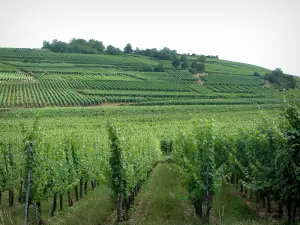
[{"x1": 0, "y1": 0, "x2": 299, "y2": 76}]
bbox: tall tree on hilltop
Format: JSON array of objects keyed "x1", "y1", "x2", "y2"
[{"x1": 124, "y1": 43, "x2": 133, "y2": 54}]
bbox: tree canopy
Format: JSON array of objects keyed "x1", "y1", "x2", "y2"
[
  {"x1": 197, "y1": 55, "x2": 207, "y2": 63},
  {"x1": 172, "y1": 58, "x2": 180, "y2": 68},
  {"x1": 191, "y1": 62, "x2": 205, "y2": 72},
  {"x1": 42, "y1": 39, "x2": 219, "y2": 62},
  {"x1": 135, "y1": 47, "x2": 178, "y2": 60},
  {"x1": 124, "y1": 43, "x2": 133, "y2": 54},
  {"x1": 253, "y1": 72, "x2": 261, "y2": 77},
  {"x1": 264, "y1": 68, "x2": 297, "y2": 90},
  {"x1": 106, "y1": 45, "x2": 122, "y2": 55},
  {"x1": 181, "y1": 61, "x2": 189, "y2": 69},
  {"x1": 180, "y1": 55, "x2": 187, "y2": 62},
  {"x1": 42, "y1": 39, "x2": 105, "y2": 54}
]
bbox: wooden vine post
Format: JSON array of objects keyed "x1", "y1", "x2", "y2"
[
  {"x1": 24, "y1": 143, "x2": 31, "y2": 225},
  {"x1": 8, "y1": 143, "x2": 14, "y2": 207}
]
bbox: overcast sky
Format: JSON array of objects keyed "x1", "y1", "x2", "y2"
[{"x1": 0, "y1": 0, "x2": 299, "y2": 75}]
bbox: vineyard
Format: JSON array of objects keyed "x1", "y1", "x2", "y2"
[
  {"x1": 0, "y1": 48, "x2": 286, "y2": 108},
  {"x1": 0, "y1": 47, "x2": 300, "y2": 225},
  {"x1": 1, "y1": 101, "x2": 300, "y2": 224},
  {"x1": 0, "y1": 48, "x2": 160, "y2": 67}
]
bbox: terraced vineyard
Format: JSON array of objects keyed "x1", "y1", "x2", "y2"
[
  {"x1": 0, "y1": 48, "x2": 160, "y2": 67},
  {"x1": 0, "y1": 48, "x2": 286, "y2": 108}
]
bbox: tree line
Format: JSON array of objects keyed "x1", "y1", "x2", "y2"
[
  {"x1": 42, "y1": 39, "x2": 210, "y2": 72},
  {"x1": 42, "y1": 39, "x2": 181, "y2": 59},
  {"x1": 42, "y1": 39, "x2": 213, "y2": 61},
  {"x1": 42, "y1": 39, "x2": 120, "y2": 55},
  {"x1": 263, "y1": 68, "x2": 297, "y2": 90},
  {"x1": 171, "y1": 54, "x2": 206, "y2": 72}
]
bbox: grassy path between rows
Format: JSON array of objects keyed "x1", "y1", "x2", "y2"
[
  {"x1": 122, "y1": 163, "x2": 199, "y2": 225},
  {"x1": 212, "y1": 186, "x2": 270, "y2": 225},
  {"x1": 49, "y1": 187, "x2": 115, "y2": 225},
  {"x1": 122, "y1": 163, "x2": 269, "y2": 225}
]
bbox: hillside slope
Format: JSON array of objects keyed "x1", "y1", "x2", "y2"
[{"x1": 0, "y1": 48, "x2": 285, "y2": 108}]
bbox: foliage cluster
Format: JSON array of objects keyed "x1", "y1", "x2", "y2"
[
  {"x1": 264, "y1": 68, "x2": 297, "y2": 90},
  {"x1": 171, "y1": 99, "x2": 300, "y2": 224},
  {"x1": 173, "y1": 120, "x2": 225, "y2": 223},
  {"x1": 43, "y1": 39, "x2": 105, "y2": 54},
  {"x1": 135, "y1": 47, "x2": 178, "y2": 60}
]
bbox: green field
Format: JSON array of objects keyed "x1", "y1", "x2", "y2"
[{"x1": 0, "y1": 48, "x2": 299, "y2": 225}]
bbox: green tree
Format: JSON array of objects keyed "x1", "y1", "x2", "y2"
[
  {"x1": 158, "y1": 47, "x2": 177, "y2": 60},
  {"x1": 88, "y1": 39, "x2": 105, "y2": 53},
  {"x1": 181, "y1": 61, "x2": 189, "y2": 69},
  {"x1": 69, "y1": 38, "x2": 88, "y2": 53},
  {"x1": 42, "y1": 41, "x2": 51, "y2": 50},
  {"x1": 51, "y1": 40, "x2": 70, "y2": 53},
  {"x1": 43, "y1": 38, "x2": 105, "y2": 54},
  {"x1": 253, "y1": 72, "x2": 261, "y2": 77},
  {"x1": 191, "y1": 62, "x2": 205, "y2": 72},
  {"x1": 172, "y1": 58, "x2": 180, "y2": 68},
  {"x1": 124, "y1": 43, "x2": 133, "y2": 54},
  {"x1": 180, "y1": 55, "x2": 187, "y2": 62},
  {"x1": 264, "y1": 68, "x2": 296, "y2": 89},
  {"x1": 197, "y1": 55, "x2": 207, "y2": 63},
  {"x1": 106, "y1": 45, "x2": 122, "y2": 55}
]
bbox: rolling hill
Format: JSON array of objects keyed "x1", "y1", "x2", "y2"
[
  {"x1": 0, "y1": 46, "x2": 300, "y2": 225},
  {"x1": 0, "y1": 47, "x2": 289, "y2": 109}
]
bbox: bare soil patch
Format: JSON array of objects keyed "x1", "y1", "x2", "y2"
[
  {"x1": 198, "y1": 79, "x2": 204, "y2": 86},
  {"x1": 194, "y1": 73, "x2": 201, "y2": 78},
  {"x1": 265, "y1": 80, "x2": 271, "y2": 88}
]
